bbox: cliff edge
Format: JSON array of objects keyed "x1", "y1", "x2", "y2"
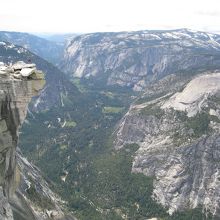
[
  {"x1": 0, "y1": 61, "x2": 74, "y2": 220},
  {"x1": 0, "y1": 61, "x2": 45, "y2": 219}
]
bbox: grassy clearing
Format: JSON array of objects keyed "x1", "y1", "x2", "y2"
[
  {"x1": 65, "y1": 120, "x2": 77, "y2": 128},
  {"x1": 102, "y1": 106, "x2": 124, "y2": 114}
]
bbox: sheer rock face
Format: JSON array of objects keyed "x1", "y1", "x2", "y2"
[
  {"x1": 0, "y1": 62, "x2": 45, "y2": 219},
  {"x1": 61, "y1": 29, "x2": 220, "y2": 91},
  {"x1": 114, "y1": 72, "x2": 220, "y2": 216},
  {"x1": 0, "y1": 62, "x2": 75, "y2": 220}
]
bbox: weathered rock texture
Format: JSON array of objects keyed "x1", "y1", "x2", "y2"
[
  {"x1": 162, "y1": 73, "x2": 220, "y2": 116},
  {"x1": 61, "y1": 29, "x2": 220, "y2": 91},
  {"x1": 114, "y1": 72, "x2": 220, "y2": 216},
  {"x1": 0, "y1": 62, "x2": 75, "y2": 220},
  {"x1": 0, "y1": 61, "x2": 45, "y2": 219}
]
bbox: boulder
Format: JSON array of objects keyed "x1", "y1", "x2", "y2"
[
  {"x1": 12, "y1": 61, "x2": 27, "y2": 70},
  {"x1": 0, "y1": 65, "x2": 7, "y2": 71},
  {"x1": 4, "y1": 67, "x2": 14, "y2": 74},
  {"x1": 12, "y1": 74, "x2": 22, "y2": 80},
  {"x1": 20, "y1": 68, "x2": 36, "y2": 77}
]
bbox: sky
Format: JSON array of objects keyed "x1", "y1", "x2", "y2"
[{"x1": 1, "y1": 0, "x2": 220, "y2": 34}]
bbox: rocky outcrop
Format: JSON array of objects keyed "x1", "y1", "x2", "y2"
[
  {"x1": 114, "y1": 72, "x2": 220, "y2": 216},
  {"x1": 0, "y1": 61, "x2": 45, "y2": 219},
  {"x1": 0, "y1": 61, "x2": 44, "y2": 80},
  {"x1": 61, "y1": 29, "x2": 220, "y2": 91},
  {"x1": 0, "y1": 61, "x2": 74, "y2": 220},
  {"x1": 0, "y1": 41, "x2": 79, "y2": 112},
  {"x1": 162, "y1": 72, "x2": 220, "y2": 116}
]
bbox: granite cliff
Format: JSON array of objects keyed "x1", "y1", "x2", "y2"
[
  {"x1": 0, "y1": 61, "x2": 74, "y2": 220},
  {"x1": 61, "y1": 29, "x2": 220, "y2": 91},
  {"x1": 114, "y1": 71, "x2": 220, "y2": 217},
  {"x1": 3, "y1": 29, "x2": 220, "y2": 219}
]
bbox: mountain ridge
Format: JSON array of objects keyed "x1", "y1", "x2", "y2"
[
  {"x1": 60, "y1": 28, "x2": 220, "y2": 91},
  {"x1": 0, "y1": 31, "x2": 64, "y2": 66},
  {"x1": 3, "y1": 28, "x2": 220, "y2": 219}
]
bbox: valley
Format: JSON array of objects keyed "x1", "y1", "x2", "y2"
[{"x1": 1, "y1": 28, "x2": 220, "y2": 219}]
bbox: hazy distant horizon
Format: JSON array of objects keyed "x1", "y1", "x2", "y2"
[
  {"x1": 1, "y1": 0, "x2": 220, "y2": 34},
  {"x1": 31, "y1": 28, "x2": 220, "y2": 36},
  {"x1": 0, "y1": 27, "x2": 220, "y2": 37}
]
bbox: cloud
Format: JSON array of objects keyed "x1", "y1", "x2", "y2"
[
  {"x1": 0, "y1": 0, "x2": 220, "y2": 33},
  {"x1": 196, "y1": 10, "x2": 220, "y2": 17}
]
